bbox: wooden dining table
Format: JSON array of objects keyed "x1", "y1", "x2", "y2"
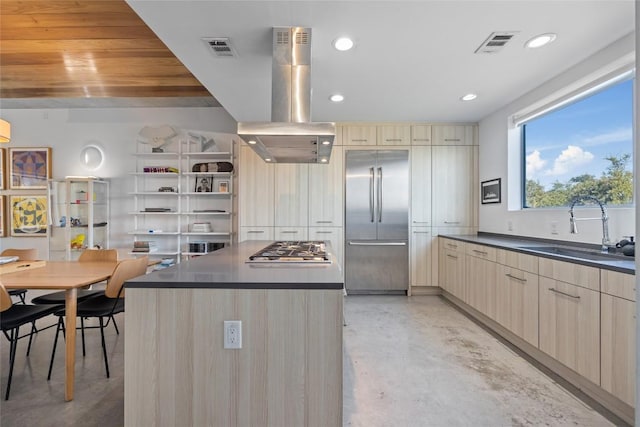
[{"x1": 0, "y1": 260, "x2": 118, "y2": 401}]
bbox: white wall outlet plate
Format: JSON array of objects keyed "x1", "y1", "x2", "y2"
[
  {"x1": 550, "y1": 221, "x2": 558, "y2": 235},
  {"x1": 224, "y1": 320, "x2": 242, "y2": 349}
]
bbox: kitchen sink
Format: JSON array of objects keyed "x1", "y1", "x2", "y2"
[{"x1": 519, "y1": 245, "x2": 628, "y2": 261}]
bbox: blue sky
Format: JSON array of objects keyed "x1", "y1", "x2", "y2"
[{"x1": 524, "y1": 78, "x2": 633, "y2": 190}]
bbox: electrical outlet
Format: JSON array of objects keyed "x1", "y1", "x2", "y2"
[
  {"x1": 507, "y1": 221, "x2": 513, "y2": 232},
  {"x1": 224, "y1": 320, "x2": 242, "y2": 349},
  {"x1": 550, "y1": 221, "x2": 558, "y2": 235}
]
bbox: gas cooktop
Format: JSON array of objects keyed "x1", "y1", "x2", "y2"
[{"x1": 247, "y1": 241, "x2": 331, "y2": 264}]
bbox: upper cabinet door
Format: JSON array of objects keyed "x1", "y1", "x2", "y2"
[
  {"x1": 411, "y1": 125, "x2": 432, "y2": 145},
  {"x1": 274, "y1": 163, "x2": 309, "y2": 227},
  {"x1": 410, "y1": 146, "x2": 431, "y2": 225},
  {"x1": 238, "y1": 145, "x2": 274, "y2": 227},
  {"x1": 432, "y1": 125, "x2": 477, "y2": 146},
  {"x1": 343, "y1": 125, "x2": 377, "y2": 146},
  {"x1": 309, "y1": 146, "x2": 344, "y2": 227},
  {"x1": 432, "y1": 146, "x2": 478, "y2": 227},
  {"x1": 377, "y1": 125, "x2": 411, "y2": 146}
]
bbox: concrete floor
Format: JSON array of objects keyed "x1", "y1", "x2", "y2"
[{"x1": 1, "y1": 295, "x2": 623, "y2": 426}]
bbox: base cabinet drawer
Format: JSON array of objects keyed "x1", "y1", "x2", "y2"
[
  {"x1": 539, "y1": 277, "x2": 600, "y2": 384},
  {"x1": 495, "y1": 265, "x2": 539, "y2": 347},
  {"x1": 601, "y1": 293, "x2": 635, "y2": 407},
  {"x1": 239, "y1": 227, "x2": 274, "y2": 241}
]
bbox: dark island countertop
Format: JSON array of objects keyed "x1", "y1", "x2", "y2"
[
  {"x1": 125, "y1": 240, "x2": 344, "y2": 290},
  {"x1": 440, "y1": 232, "x2": 635, "y2": 275}
]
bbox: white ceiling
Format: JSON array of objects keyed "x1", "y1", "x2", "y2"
[{"x1": 127, "y1": 0, "x2": 634, "y2": 124}]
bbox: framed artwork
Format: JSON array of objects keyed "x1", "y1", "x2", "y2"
[
  {"x1": 218, "y1": 180, "x2": 229, "y2": 193},
  {"x1": 194, "y1": 176, "x2": 213, "y2": 193},
  {"x1": 9, "y1": 147, "x2": 52, "y2": 189},
  {"x1": 481, "y1": 178, "x2": 501, "y2": 204},
  {"x1": 0, "y1": 148, "x2": 5, "y2": 190},
  {"x1": 0, "y1": 196, "x2": 5, "y2": 237},
  {"x1": 10, "y1": 194, "x2": 48, "y2": 236}
]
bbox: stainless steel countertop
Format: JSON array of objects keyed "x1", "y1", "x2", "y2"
[
  {"x1": 125, "y1": 240, "x2": 344, "y2": 289},
  {"x1": 440, "y1": 233, "x2": 635, "y2": 275}
]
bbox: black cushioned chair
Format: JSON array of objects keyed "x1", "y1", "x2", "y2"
[
  {"x1": 0, "y1": 281, "x2": 62, "y2": 400},
  {"x1": 48, "y1": 256, "x2": 148, "y2": 379}
]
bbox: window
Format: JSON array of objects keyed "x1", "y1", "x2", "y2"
[{"x1": 522, "y1": 77, "x2": 633, "y2": 208}]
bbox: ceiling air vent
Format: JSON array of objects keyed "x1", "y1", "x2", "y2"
[
  {"x1": 202, "y1": 37, "x2": 237, "y2": 58},
  {"x1": 474, "y1": 31, "x2": 519, "y2": 54}
]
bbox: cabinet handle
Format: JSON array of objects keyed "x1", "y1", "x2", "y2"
[
  {"x1": 472, "y1": 249, "x2": 488, "y2": 255},
  {"x1": 505, "y1": 273, "x2": 526, "y2": 283},
  {"x1": 385, "y1": 138, "x2": 402, "y2": 142},
  {"x1": 315, "y1": 231, "x2": 333, "y2": 234},
  {"x1": 412, "y1": 138, "x2": 430, "y2": 142},
  {"x1": 444, "y1": 221, "x2": 460, "y2": 224},
  {"x1": 316, "y1": 221, "x2": 333, "y2": 224},
  {"x1": 446, "y1": 254, "x2": 458, "y2": 260},
  {"x1": 413, "y1": 231, "x2": 431, "y2": 234},
  {"x1": 281, "y1": 230, "x2": 298, "y2": 234},
  {"x1": 548, "y1": 288, "x2": 580, "y2": 300},
  {"x1": 247, "y1": 230, "x2": 264, "y2": 234},
  {"x1": 446, "y1": 243, "x2": 457, "y2": 249},
  {"x1": 412, "y1": 221, "x2": 429, "y2": 224},
  {"x1": 352, "y1": 139, "x2": 368, "y2": 142},
  {"x1": 444, "y1": 138, "x2": 461, "y2": 142}
]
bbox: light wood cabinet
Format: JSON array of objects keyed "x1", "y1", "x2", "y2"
[
  {"x1": 377, "y1": 125, "x2": 411, "y2": 146},
  {"x1": 466, "y1": 252, "x2": 497, "y2": 318},
  {"x1": 410, "y1": 146, "x2": 431, "y2": 226},
  {"x1": 239, "y1": 145, "x2": 274, "y2": 227},
  {"x1": 275, "y1": 226, "x2": 308, "y2": 241},
  {"x1": 410, "y1": 227, "x2": 435, "y2": 287},
  {"x1": 432, "y1": 146, "x2": 478, "y2": 227},
  {"x1": 343, "y1": 125, "x2": 377, "y2": 146},
  {"x1": 309, "y1": 146, "x2": 343, "y2": 227},
  {"x1": 539, "y1": 258, "x2": 599, "y2": 291},
  {"x1": 601, "y1": 270, "x2": 635, "y2": 407},
  {"x1": 495, "y1": 264, "x2": 539, "y2": 346},
  {"x1": 239, "y1": 226, "x2": 274, "y2": 242},
  {"x1": 439, "y1": 238, "x2": 466, "y2": 300},
  {"x1": 496, "y1": 249, "x2": 538, "y2": 274},
  {"x1": 539, "y1": 277, "x2": 600, "y2": 384},
  {"x1": 309, "y1": 227, "x2": 344, "y2": 268},
  {"x1": 274, "y1": 164, "x2": 308, "y2": 227},
  {"x1": 432, "y1": 124, "x2": 476, "y2": 146},
  {"x1": 410, "y1": 125, "x2": 432, "y2": 145}
]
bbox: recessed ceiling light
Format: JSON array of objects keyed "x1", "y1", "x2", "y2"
[
  {"x1": 333, "y1": 37, "x2": 354, "y2": 51},
  {"x1": 321, "y1": 140, "x2": 331, "y2": 145},
  {"x1": 525, "y1": 33, "x2": 557, "y2": 49},
  {"x1": 247, "y1": 139, "x2": 257, "y2": 145},
  {"x1": 330, "y1": 94, "x2": 344, "y2": 103},
  {"x1": 460, "y1": 93, "x2": 477, "y2": 101},
  {"x1": 265, "y1": 158, "x2": 272, "y2": 162},
  {"x1": 320, "y1": 158, "x2": 328, "y2": 163}
]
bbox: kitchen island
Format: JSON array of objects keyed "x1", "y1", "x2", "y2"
[{"x1": 123, "y1": 241, "x2": 344, "y2": 427}]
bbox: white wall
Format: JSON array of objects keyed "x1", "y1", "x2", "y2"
[
  {"x1": 478, "y1": 33, "x2": 635, "y2": 246},
  {"x1": 0, "y1": 106, "x2": 237, "y2": 258}
]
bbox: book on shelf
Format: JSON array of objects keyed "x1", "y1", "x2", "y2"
[
  {"x1": 132, "y1": 247, "x2": 158, "y2": 253},
  {"x1": 143, "y1": 207, "x2": 172, "y2": 212},
  {"x1": 142, "y1": 166, "x2": 179, "y2": 173},
  {"x1": 133, "y1": 240, "x2": 157, "y2": 248}
]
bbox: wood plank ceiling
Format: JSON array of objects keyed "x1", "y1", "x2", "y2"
[{"x1": 0, "y1": 0, "x2": 215, "y2": 102}]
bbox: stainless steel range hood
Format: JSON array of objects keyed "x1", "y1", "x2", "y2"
[{"x1": 237, "y1": 27, "x2": 335, "y2": 164}]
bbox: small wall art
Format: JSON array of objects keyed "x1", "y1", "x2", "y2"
[
  {"x1": 10, "y1": 194, "x2": 48, "y2": 236},
  {"x1": 194, "y1": 176, "x2": 213, "y2": 193},
  {"x1": 481, "y1": 178, "x2": 501, "y2": 204},
  {"x1": 0, "y1": 148, "x2": 5, "y2": 190},
  {"x1": 9, "y1": 147, "x2": 52, "y2": 189},
  {"x1": 218, "y1": 180, "x2": 229, "y2": 193},
  {"x1": 0, "y1": 195, "x2": 5, "y2": 237}
]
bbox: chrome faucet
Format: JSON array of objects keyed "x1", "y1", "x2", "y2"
[{"x1": 568, "y1": 196, "x2": 611, "y2": 253}]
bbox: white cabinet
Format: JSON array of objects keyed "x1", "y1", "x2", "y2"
[
  {"x1": 377, "y1": 125, "x2": 411, "y2": 146},
  {"x1": 432, "y1": 146, "x2": 477, "y2": 227},
  {"x1": 432, "y1": 125, "x2": 476, "y2": 146},
  {"x1": 48, "y1": 177, "x2": 110, "y2": 261},
  {"x1": 410, "y1": 146, "x2": 431, "y2": 226},
  {"x1": 410, "y1": 125, "x2": 432, "y2": 145},
  {"x1": 309, "y1": 146, "x2": 343, "y2": 227},
  {"x1": 238, "y1": 145, "x2": 274, "y2": 227},
  {"x1": 275, "y1": 226, "x2": 308, "y2": 241},
  {"x1": 343, "y1": 125, "x2": 377, "y2": 146},
  {"x1": 274, "y1": 164, "x2": 309, "y2": 227},
  {"x1": 410, "y1": 227, "x2": 435, "y2": 288},
  {"x1": 239, "y1": 226, "x2": 274, "y2": 242}
]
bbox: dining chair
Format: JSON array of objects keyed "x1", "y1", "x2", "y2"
[
  {"x1": 0, "y1": 281, "x2": 62, "y2": 400},
  {"x1": 1, "y1": 248, "x2": 38, "y2": 304},
  {"x1": 47, "y1": 256, "x2": 148, "y2": 379}
]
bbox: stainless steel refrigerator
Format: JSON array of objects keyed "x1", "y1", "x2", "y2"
[{"x1": 345, "y1": 150, "x2": 409, "y2": 294}]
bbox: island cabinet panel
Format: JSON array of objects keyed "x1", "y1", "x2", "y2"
[
  {"x1": 495, "y1": 264, "x2": 539, "y2": 346},
  {"x1": 125, "y1": 288, "x2": 343, "y2": 427},
  {"x1": 539, "y1": 277, "x2": 600, "y2": 384}
]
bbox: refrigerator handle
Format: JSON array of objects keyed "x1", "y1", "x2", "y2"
[
  {"x1": 369, "y1": 167, "x2": 375, "y2": 223},
  {"x1": 377, "y1": 167, "x2": 382, "y2": 222}
]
